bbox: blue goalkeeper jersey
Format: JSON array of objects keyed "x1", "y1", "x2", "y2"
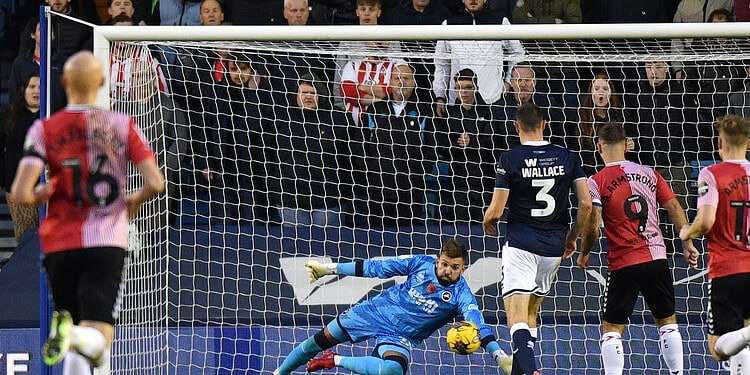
[{"x1": 350, "y1": 254, "x2": 492, "y2": 345}]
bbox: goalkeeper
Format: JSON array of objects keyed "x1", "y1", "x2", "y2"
[{"x1": 273, "y1": 239, "x2": 512, "y2": 375}]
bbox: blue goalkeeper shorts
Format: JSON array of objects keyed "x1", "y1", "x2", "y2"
[{"x1": 332, "y1": 302, "x2": 413, "y2": 360}]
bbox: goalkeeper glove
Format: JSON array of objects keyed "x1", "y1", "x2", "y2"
[
  {"x1": 493, "y1": 349, "x2": 513, "y2": 375},
  {"x1": 305, "y1": 260, "x2": 337, "y2": 283}
]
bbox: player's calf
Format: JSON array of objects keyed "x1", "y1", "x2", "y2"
[{"x1": 656, "y1": 317, "x2": 684, "y2": 374}]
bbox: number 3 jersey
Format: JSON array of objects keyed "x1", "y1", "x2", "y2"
[
  {"x1": 587, "y1": 161, "x2": 675, "y2": 271},
  {"x1": 21, "y1": 105, "x2": 155, "y2": 254},
  {"x1": 697, "y1": 161, "x2": 750, "y2": 279},
  {"x1": 495, "y1": 141, "x2": 586, "y2": 257}
]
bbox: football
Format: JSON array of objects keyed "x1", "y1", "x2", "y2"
[{"x1": 446, "y1": 321, "x2": 481, "y2": 355}]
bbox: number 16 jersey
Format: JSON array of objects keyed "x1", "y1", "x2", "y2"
[
  {"x1": 21, "y1": 105, "x2": 154, "y2": 254},
  {"x1": 697, "y1": 161, "x2": 750, "y2": 279},
  {"x1": 588, "y1": 161, "x2": 675, "y2": 271},
  {"x1": 495, "y1": 141, "x2": 586, "y2": 257}
]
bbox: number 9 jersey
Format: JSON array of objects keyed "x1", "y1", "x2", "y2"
[
  {"x1": 495, "y1": 141, "x2": 586, "y2": 257},
  {"x1": 588, "y1": 161, "x2": 675, "y2": 271},
  {"x1": 697, "y1": 161, "x2": 750, "y2": 279},
  {"x1": 21, "y1": 105, "x2": 155, "y2": 254}
]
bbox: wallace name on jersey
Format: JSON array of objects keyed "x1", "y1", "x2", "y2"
[{"x1": 520, "y1": 157, "x2": 566, "y2": 179}]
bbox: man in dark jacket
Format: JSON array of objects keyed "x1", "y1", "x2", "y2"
[
  {"x1": 357, "y1": 63, "x2": 436, "y2": 227},
  {"x1": 435, "y1": 69, "x2": 497, "y2": 222},
  {"x1": 47, "y1": 0, "x2": 93, "y2": 111},
  {"x1": 384, "y1": 0, "x2": 451, "y2": 24},
  {"x1": 269, "y1": 74, "x2": 353, "y2": 227}
]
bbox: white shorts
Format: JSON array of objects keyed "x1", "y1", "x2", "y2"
[{"x1": 501, "y1": 244, "x2": 562, "y2": 298}]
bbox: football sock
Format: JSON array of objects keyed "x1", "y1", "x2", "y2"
[
  {"x1": 71, "y1": 326, "x2": 105, "y2": 362},
  {"x1": 717, "y1": 326, "x2": 750, "y2": 357},
  {"x1": 93, "y1": 349, "x2": 110, "y2": 375},
  {"x1": 601, "y1": 332, "x2": 624, "y2": 375},
  {"x1": 730, "y1": 347, "x2": 750, "y2": 375},
  {"x1": 336, "y1": 355, "x2": 404, "y2": 375},
  {"x1": 659, "y1": 324, "x2": 683, "y2": 374},
  {"x1": 63, "y1": 352, "x2": 91, "y2": 375},
  {"x1": 274, "y1": 336, "x2": 322, "y2": 375},
  {"x1": 510, "y1": 322, "x2": 537, "y2": 375}
]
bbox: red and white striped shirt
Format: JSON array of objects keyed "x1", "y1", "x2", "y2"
[
  {"x1": 697, "y1": 161, "x2": 750, "y2": 279},
  {"x1": 110, "y1": 45, "x2": 168, "y2": 98},
  {"x1": 588, "y1": 161, "x2": 675, "y2": 271},
  {"x1": 339, "y1": 58, "x2": 399, "y2": 124},
  {"x1": 21, "y1": 105, "x2": 154, "y2": 254}
]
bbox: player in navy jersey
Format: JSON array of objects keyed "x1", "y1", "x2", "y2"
[
  {"x1": 273, "y1": 239, "x2": 513, "y2": 375},
  {"x1": 483, "y1": 102, "x2": 592, "y2": 375}
]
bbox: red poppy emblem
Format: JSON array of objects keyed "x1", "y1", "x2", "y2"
[{"x1": 426, "y1": 283, "x2": 437, "y2": 294}]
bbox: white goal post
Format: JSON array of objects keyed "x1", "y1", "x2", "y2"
[{"x1": 87, "y1": 22, "x2": 750, "y2": 374}]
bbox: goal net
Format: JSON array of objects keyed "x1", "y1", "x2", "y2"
[{"x1": 106, "y1": 28, "x2": 750, "y2": 374}]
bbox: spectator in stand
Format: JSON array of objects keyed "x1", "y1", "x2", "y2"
[
  {"x1": 729, "y1": 62, "x2": 750, "y2": 118},
  {"x1": 624, "y1": 61, "x2": 693, "y2": 202},
  {"x1": 687, "y1": 8, "x2": 746, "y2": 122},
  {"x1": 356, "y1": 63, "x2": 436, "y2": 227},
  {"x1": 338, "y1": 56, "x2": 401, "y2": 125},
  {"x1": 433, "y1": 0, "x2": 525, "y2": 116},
  {"x1": 576, "y1": 71, "x2": 627, "y2": 175},
  {"x1": 8, "y1": 18, "x2": 40, "y2": 103},
  {"x1": 199, "y1": 0, "x2": 225, "y2": 25},
  {"x1": 269, "y1": 74, "x2": 353, "y2": 227},
  {"x1": 384, "y1": 0, "x2": 451, "y2": 25},
  {"x1": 435, "y1": 69, "x2": 497, "y2": 222},
  {"x1": 105, "y1": 0, "x2": 147, "y2": 25},
  {"x1": 671, "y1": 0, "x2": 735, "y2": 80},
  {"x1": 109, "y1": 16, "x2": 168, "y2": 101},
  {"x1": 216, "y1": 55, "x2": 275, "y2": 221},
  {"x1": 737, "y1": 0, "x2": 750, "y2": 20},
  {"x1": 284, "y1": 0, "x2": 313, "y2": 25},
  {"x1": 334, "y1": 0, "x2": 401, "y2": 112},
  {"x1": 47, "y1": 0, "x2": 93, "y2": 111},
  {"x1": 583, "y1": 0, "x2": 674, "y2": 22},
  {"x1": 159, "y1": 0, "x2": 201, "y2": 25},
  {"x1": 0, "y1": 75, "x2": 41, "y2": 240},
  {"x1": 512, "y1": 0, "x2": 582, "y2": 23},
  {"x1": 493, "y1": 63, "x2": 569, "y2": 149}
]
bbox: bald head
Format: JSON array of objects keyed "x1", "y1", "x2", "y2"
[{"x1": 63, "y1": 51, "x2": 104, "y2": 102}]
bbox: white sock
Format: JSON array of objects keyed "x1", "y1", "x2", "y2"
[
  {"x1": 510, "y1": 322, "x2": 530, "y2": 336},
  {"x1": 63, "y1": 352, "x2": 91, "y2": 375},
  {"x1": 730, "y1": 347, "x2": 750, "y2": 375},
  {"x1": 659, "y1": 324, "x2": 683, "y2": 374},
  {"x1": 71, "y1": 326, "x2": 106, "y2": 361},
  {"x1": 333, "y1": 355, "x2": 343, "y2": 366},
  {"x1": 93, "y1": 349, "x2": 110, "y2": 375},
  {"x1": 529, "y1": 327, "x2": 538, "y2": 340},
  {"x1": 717, "y1": 326, "x2": 750, "y2": 357},
  {"x1": 601, "y1": 332, "x2": 624, "y2": 375}
]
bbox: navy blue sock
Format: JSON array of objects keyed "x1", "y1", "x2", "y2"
[{"x1": 511, "y1": 324, "x2": 537, "y2": 375}]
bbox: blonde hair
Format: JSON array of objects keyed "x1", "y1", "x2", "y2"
[{"x1": 715, "y1": 115, "x2": 750, "y2": 148}]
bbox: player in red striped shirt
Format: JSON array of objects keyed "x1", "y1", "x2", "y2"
[
  {"x1": 578, "y1": 123, "x2": 698, "y2": 375},
  {"x1": 680, "y1": 115, "x2": 750, "y2": 373},
  {"x1": 9, "y1": 51, "x2": 165, "y2": 375}
]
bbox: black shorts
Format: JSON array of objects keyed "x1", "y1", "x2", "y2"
[
  {"x1": 708, "y1": 272, "x2": 750, "y2": 336},
  {"x1": 43, "y1": 247, "x2": 126, "y2": 325},
  {"x1": 603, "y1": 259, "x2": 676, "y2": 325}
]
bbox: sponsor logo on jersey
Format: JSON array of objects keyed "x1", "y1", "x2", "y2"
[
  {"x1": 524, "y1": 158, "x2": 538, "y2": 167},
  {"x1": 408, "y1": 287, "x2": 439, "y2": 314}
]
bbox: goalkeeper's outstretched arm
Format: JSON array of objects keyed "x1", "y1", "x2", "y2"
[{"x1": 305, "y1": 255, "x2": 418, "y2": 283}]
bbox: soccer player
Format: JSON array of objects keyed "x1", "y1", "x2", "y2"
[
  {"x1": 9, "y1": 51, "x2": 165, "y2": 375},
  {"x1": 483, "y1": 101, "x2": 592, "y2": 375},
  {"x1": 679, "y1": 115, "x2": 750, "y2": 374},
  {"x1": 578, "y1": 123, "x2": 699, "y2": 375},
  {"x1": 273, "y1": 239, "x2": 513, "y2": 375}
]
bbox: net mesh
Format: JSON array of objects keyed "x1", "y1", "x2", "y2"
[{"x1": 111, "y1": 35, "x2": 750, "y2": 374}]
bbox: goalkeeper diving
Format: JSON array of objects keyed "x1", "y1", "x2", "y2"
[{"x1": 273, "y1": 239, "x2": 512, "y2": 375}]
